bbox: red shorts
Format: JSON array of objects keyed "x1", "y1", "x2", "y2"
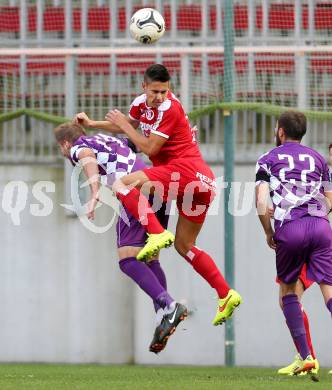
[
  {"x1": 143, "y1": 158, "x2": 216, "y2": 224},
  {"x1": 275, "y1": 263, "x2": 314, "y2": 290}
]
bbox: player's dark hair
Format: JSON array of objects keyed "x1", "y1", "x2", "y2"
[
  {"x1": 329, "y1": 143, "x2": 332, "y2": 151},
  {"x1": 54, "y1": 122, "x2": 86, "y2": 144},
  {"x1": 278, "y1": 111, "x2": 307, "y2": 141},
  {"x1": 144, "y1": 64, "x2": 171, "y2": 83}
]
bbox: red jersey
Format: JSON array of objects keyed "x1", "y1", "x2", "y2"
[{"x1": 128, "y1": 91, "x2": 202, "y2": 166}]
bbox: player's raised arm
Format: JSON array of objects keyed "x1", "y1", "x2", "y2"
[
  {"x1": 75, "y1": 112, "x2": 138, "y2": 134},
  {"x1": 76, "y1": 147, "x2": 100, "y2": 220},
  {"x1": 106, "y1": 109, "x2": 167, "y2": 156}
]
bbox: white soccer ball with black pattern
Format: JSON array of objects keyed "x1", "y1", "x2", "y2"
[{"x1": 130, "y1": 8, "x2": 165, "y2": 44}]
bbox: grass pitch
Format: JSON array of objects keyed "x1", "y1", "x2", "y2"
[{"x1": 0, "y1": 364, "x2": 330, "y2": 389}]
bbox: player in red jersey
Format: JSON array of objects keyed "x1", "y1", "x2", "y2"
[{"x1": 76, "y1": 64, "x2": 242, "y2": 346}]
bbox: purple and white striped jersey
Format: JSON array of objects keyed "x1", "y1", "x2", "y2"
[
  {"x1": 70, "y1": 133, "x2": 145, "y2": 185},
  {"x1": 256, "y1": 142, "x2": 332, "y2": 230}
]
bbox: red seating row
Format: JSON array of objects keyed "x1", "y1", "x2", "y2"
[
  {"x1": 1, "y1": 58, "x2": 332, "y2": 75},
  {"x1": 1, "y1": 3, "x2": 332, "y2": 33}
]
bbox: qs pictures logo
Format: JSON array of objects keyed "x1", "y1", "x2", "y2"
[{"x1": 61, "y1": 160, "x2": 129, "y2": 234}]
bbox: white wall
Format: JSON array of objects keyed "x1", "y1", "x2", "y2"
[
  {"x1": 0, "y1": 166, "x2": 133, "y2": 363},
  {"x1": 0, "y1": 165, "x2": 330, "y2": 367}
]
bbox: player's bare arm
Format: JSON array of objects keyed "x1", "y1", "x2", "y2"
[
  {"x1": 256, "y1": 182, "x2": 276, "y2": 250},
  {"x1": 75, "y1": 111, "x2": 138, "y2": 134},
  {"x1": 77, "y1": 147, "x2": 100, "y2": 220},
  {"x1": 324, "y1": 190, "x2": 332, "y2": 214},
  {"x1": 106, "y1": 109, "x2": 167, "y2": 156}
]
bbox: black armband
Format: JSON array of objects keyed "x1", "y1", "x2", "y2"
[
  {"x1": 127, "y1": 139, "x2": 138, "y2": 153},
  {"x1": 255, "y1": 171, "x2": 270, "y2": 183}
]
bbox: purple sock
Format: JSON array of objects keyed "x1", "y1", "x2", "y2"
[
  {"x1": 327, "y1": 298, "x2": 332, "y2": 315},
  {"x1": 282, "y1": 294, "x2": 310, "y2": 360},
  {"x1": 147, "y1": 260, "x2": 168, "y2": 311},
  {"x1": 119, "y1": 257, "x2": 173, "y2": 310}
]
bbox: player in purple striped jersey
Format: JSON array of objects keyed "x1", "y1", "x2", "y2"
[
  {"x1": 329, "y1": 143, "x2": 332, "y2": 166},
  {"x1": 256, "y1": 111, "x2": 332, "y2": 377},
  {"x1": 54, "y1": 122, "x2": 187, "y2": 353}
]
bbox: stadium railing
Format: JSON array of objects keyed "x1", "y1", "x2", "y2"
[
  {"x1": 0, "y1": 45, "x2": 332, "y2": 164},
  {"x1": 0, "y1": 104, "x2": 331, "y2": 165}
]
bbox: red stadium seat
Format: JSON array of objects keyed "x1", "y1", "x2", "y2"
[
  {"x1": 255, "y1": 6, "x2": 262, "y2": 30},
  {"x1": 234, "y1": 5, "x2": 248, "y2": 30},
  {"x1": 0, "y1": 6, "x2": 19, "y2": 32},
  {"x1": 310, "y1": 57, "x2": 332, "y2": 74},
  {"x1": 27, "y1": 61, "x2": 65, "y2": 74},
  {"x1": 302, "y1": 5, "x2": 308, "y2": 30},
  {"x1": 177, "y1": 5, "x2": 202, "y2": 31},
  {"x1": 269, "y1": 4, "x2": 294, "y2": 30},
  {"x1": 72, "y1": 8, "x2": 81, "y2": 32},
  {"x1": 0, "y1": 61, "x2": 19, "y2": 75},
  {"x1": 43, "y1": 7, "x2": 65, "y2": 32},
  {"x1": 163, "y1": 5, "x2": 171, "y2": 31},
  {"x1": 28, "y1": 7, "x2": 37, "y2": 32},
  {"x1": 117, "y1": 7, "x2": 126, "y2": 32},
  {"x1": 88, "y1": 7, "x2": 110, "y2": 31},
  {"x1": 255, "y1": 54, "x2": 294, "y2": 74},
  {"x1": 79, "y1": 61, "x2": 109, "y2": 75},
  {"x1": 210, "y1": 5, "x2": 248, "y2": 31},
  {"x1": 315, "y1": 3, "x2": 332, "y2": 29}
]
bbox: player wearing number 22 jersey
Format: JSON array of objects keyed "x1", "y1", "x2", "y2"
[
  {"x1": 255, "y1": 110, "x2": 332, "y2": 376},
  {"x1": 256, "y1": 140, "x2": 332, "y2": 285}
]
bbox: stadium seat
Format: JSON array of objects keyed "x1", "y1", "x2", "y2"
[
  {"x1": 315, "y1": 3, "x2": 332, "y2": 30},
  {"x1": 88, "y1": 7, "x2": 110, "y2": 32},
  {"x1": 268, "y1": 4, "x2": 295, "y2": 30},
  {"x1": 256, "y1": 4, "x2": 294, "y2": 31},
  {"x1": 27, "y1": 62, "x2": 65, "y2": 74},
  {"x1": 177, "y1": 5, "x2": 202, "y2": 31},
  {"x1": 72, "y1": 8, "x2": 81, "y2": 32},
  {"x1": 28, "y1": 7, "x2": 37, "y2": 32},
  {"x1": 210, "y1": 5, "x2": 248, "y2": 31},
  {"x1": 310, "y1": 58, "x2": 332, "y2": 73},
  {"x1": 0, "y1": 6, "x2": 19, "y2": 33},
  {"x1": 43, "y1": 7, "x2": 65, "y2": 32},
  {"x1": 255, "y1": 56, "x2": 294, "y2": 74},
  {"x1": 0, "y1": 61, "x2": 19, "y2": 74},
  {"x1": 78, "y1": 61, "x2": 109, "y2": 75}
]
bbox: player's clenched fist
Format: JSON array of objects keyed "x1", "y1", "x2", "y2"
[{"x1": 75, "y1": 112, "x2": 92, "y2": 128}]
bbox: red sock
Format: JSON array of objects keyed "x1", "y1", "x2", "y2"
[
  {"x1": 184, "y1": 246, "x2": 230, "y2": 298},
  {"x1": 302, "y1": 307, "x2": 316, "y2": 359},
  {"x1": 116, "y1": 188, "x2": 164, "y2": 234}
]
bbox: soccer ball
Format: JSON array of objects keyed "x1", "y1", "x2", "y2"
[{"x1": 130, "y1": 8, "x2": 165, "y2": 44}]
